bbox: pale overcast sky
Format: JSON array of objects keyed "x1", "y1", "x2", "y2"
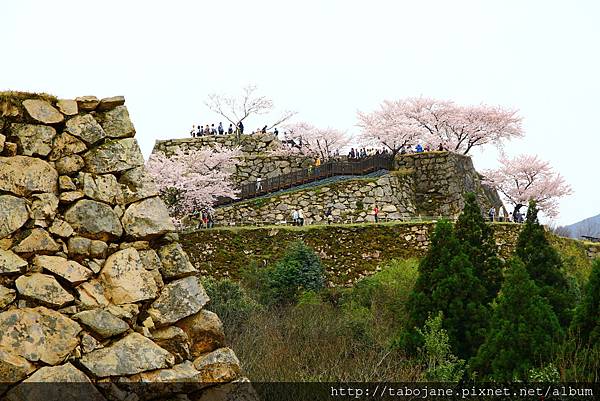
[{"x1": 3, "y1": 1, "x2": 599, "y2": 225}]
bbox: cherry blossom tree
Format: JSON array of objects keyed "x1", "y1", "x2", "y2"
[
  {"x1": 357, "y1": 97, "x2": 523, "y2": 155},
  {"x1": 483, "y1": 154, "x2": 573, "y2": 218},
  {"x1": 204, "y1": 85, "x2": 296, "y2": 137},
  {"x1": 284, "y1": 122, "x2": 350, "y2": 160},
  {"x1": 146, "y1": 146, "x2": 240, "y2": 224}
]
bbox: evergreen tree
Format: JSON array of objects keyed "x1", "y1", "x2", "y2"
[
  {"x1": 471, "y1": 258, "x2": 562, "y2": 381},
  {"x1": 400, "y1": 220, "x2": 489, "y2": 359},
  {"x1": 570, "y1": 258, "x2": 600, "y2": 345},
  {"x1": 515, "y1": 201, "x2": 576, "y2": 327},
  {"x1": 454, "y1": 192, "x2": 503, "y2": 303}
]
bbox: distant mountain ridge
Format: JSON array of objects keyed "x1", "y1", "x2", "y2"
[{"x1": 561, "y1": 213, "x2": 600, "y2": 239}]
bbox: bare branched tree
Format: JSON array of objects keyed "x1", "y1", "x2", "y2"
[{"x1": 204, "y1": 85, "x2": 296, "y2": 138}]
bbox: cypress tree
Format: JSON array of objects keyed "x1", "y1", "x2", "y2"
[
  {"x1": 454, "y1": 192, "x2": 503, "y2": 303},
  {"x1": 570, "y1": 258, "x2": 600, "y2": 345},
  {"x1": 471, "y1": 257, "x2": 562, "y2": 381},
  {"x1": 515, "y1": 201, "x2": 576, "y2": 327},
  {"x1": 400, "y1": 220, "x2": 489, "y2": 359}
]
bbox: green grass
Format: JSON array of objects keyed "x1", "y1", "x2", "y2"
[{"x1": 0, "y1": 90, "x2": 57, "y2": 104}]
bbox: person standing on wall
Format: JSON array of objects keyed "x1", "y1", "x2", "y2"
[
  {"x1": 325, "y1": 207, "x2": 333, "y2": 225},
  {"x1": 292, "y1": 209, "x2": 299, "y2": 226},
  {"x1": 373, "y1": 204, "x2": 380, "y2": 223},
  {"x1": 218, "y1": 122, "x2": 224, "y2": 135},
  {"x1": 298, "y1": 209, "x2": 304, "y2": 226},
  {"x1": 488, "y1": 206, "x2": 496, "y2": 222},
  {"x1": 237, "y1": 121, "x2": 245, "y2": 135}
]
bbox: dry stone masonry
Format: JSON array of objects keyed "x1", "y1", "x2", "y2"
[{"x1": 0, "y1": 93, "x2": 246, "y2": 400}]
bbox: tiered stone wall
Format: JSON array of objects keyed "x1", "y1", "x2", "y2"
[
  {"x1": 0, "y1": 93, "x2": 245, "y2": 399},
  {"x1": 181, "y1": 223, "x2": 598, "y2": 287},
  {"x1": 395, "y1": 151, "x2": 503, "y2": 216},
  {"x1": 153, "y1": 134, "x2": 314, "y2": 185},
  {"x1": 212, "y1": 173, "x2": 416, "y2": 226}
]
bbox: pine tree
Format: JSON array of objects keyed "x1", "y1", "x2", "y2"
[
  {"x1": 471, "y1": 257, "x2": 562, "y2": 381},
  {"x1": 570, "y1": 258, "x2": 600, "y2": 345},
  {"x1": 400, "y1": 220, "x2": 489, "y2": 359},
  {"x1": 454, "y1": 192, "x2": 503, "y2": 303},
  {"x1": 515, "y1": 201, "x2": 576, "y2": 327}
]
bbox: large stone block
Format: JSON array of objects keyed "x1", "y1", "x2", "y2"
[
  {"x1": 22, "y1": 99, "x2": 63, "y2": 124},
  {"x1": 64, "y1": 199, "x2": 123, "y2": 241},
  {"x1": 83, "y1": 138, "x2": 144, "y2": 174},
  {"x1": 0, "y1": 156, "x2": 58, "y2": 196},
  {"x1": 10, "y1": 123, "x2": 56, "y2": 156},
  {"x1": 99, "y1": 248, "x2": 158, "y2": 304},
  {"x1": 121, "y1": 197, "x2": 175, "y2": 239},
  {"x1": 147, "y1": 276, "x2": 209, "y2": 326},
  {"x1": 0, "y1": 195, "x2": 29, "y2": 239}
]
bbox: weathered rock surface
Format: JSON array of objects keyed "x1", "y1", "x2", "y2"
[
  {"x1": 10, "y1": 123, "x2": 55, "y2": 156},
  {"x1": 0, "y1": 249, "x2": 27, "y2": 274},
  {"x1": 64, "y1": 199, "x2": 123, "y2": 241},
  {"x1": 0, "y1": 156, "x2": 58, "y2": 196},
  {"x1": 22, "y1": 99, "x2": 64, "y2": 124},
  {"x1": 83, "y1": 138, "x2": 144, "y2": 174},
  {"x1": 176, "y1": 310, "x2": 225, "y2": 357},
  {"x1": 49, "y1": 132, "x2": 87, "y2": 161},
  {"x1": 30, "y1": 192, "x2": 59, "y2": 220},
  {"x1": 95, "y1": 105, "x2": 135, "y2": 138},
  {"x1": 56, "y1": 99, "x2": 78, "y2": 116},
  {"x1": 72, "y1": 309, "x2": 129, "y2": 338},
  {"x1": 75, "y1": 96, "x2": 100, "y2": 111},
  {"x1": 193, "y1": 347, "x2": 241, "y2": 383},
  {"x1": 80, "y1": 172, "x2": 124, "y2": 204},
  {"x1": 121, "y1": 197, "x2": 175, "y2": 239},
  {"x1": 65, "y1": 114, "x2": 106, "y2": 146},
  {"x1": 119, "y1": 166, "x2": 159, "y2": 204},
  {"x1": 13, "y1": 228, "x2": 61, "y2": 253},
  {"x1": 49, "y1": 218, "x2": 74, "y2": 237},
  {"x1": 15, "y1": 273, "x2": 74, "y2": 307},
  {"x1": 148, "y1": 276, "x2": 209, "y2": 326},
  {"x1": 97, "y1": 96, "x2": 125, "y2": 111},
  {"x1": 5, "y1": 363, "x2": 106, "y2": 401},
  {"x1": 0, "y1": 348, "x2": 35, "y2": 383},
  {"x1": 33, "y1": 255, "x2": 92, "y2": 284},
  {"x1": 158, "y1": 242, "x2": 197, "y2": 280},
  {"x1": 0, "y1": 307, "x2": 81, "y2": 365},
  {"x1": 80, "y1": 332, "x2": 174, "y2": 377},
  {"x1": 0, "y1": 285, "x2": 16, "y2": 308},
  {"x1": 76, "y1": 279, "x2": 110, "y2": 309},
  {"x1": 0, "y1": 195, "x2": 29, "y2": 239},
  {"x1": 151, "y1": 326, "x2": 191, "y2": 363},
  {"x1": 55, "y1": 154, "x2": 85, "y2": 175},
  {"x1": 99, "y1": 248, "x2": 158, "y2": 304}
]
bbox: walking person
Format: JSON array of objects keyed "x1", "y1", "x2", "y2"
[
  {"x1": 298, "y1": 209, "x2": 304, "y2": 226},
  {"x1": 325, "y1": 207, "x2": 333, "y2": 225},
  {"x1": 292, "y1": 209, "x2": 299, "y2": 226},
  {"x1": 488, "y1": 206, "x2": 496, "y2": 222},
  {"x1": 373, "y1": 204, "x2": 380, "y2": 223},
  {"x1": 256, "y1": 177, "x2": 263, "y2": 192}
]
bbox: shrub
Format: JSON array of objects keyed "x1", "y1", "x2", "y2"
[
  {"x1": 418, "y1": 312, "x2": 465, "y2": 382},
  {"x1": 570, "y1": 258, "x2": 600, "y2": 345},
  {"x1": 261, "y1": 241, "x2": 326, "y2": 305}
]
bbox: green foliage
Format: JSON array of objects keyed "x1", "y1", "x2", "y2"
[
  {"x1": 355, "y1": 200, "x2": 364, "y2": 210},
  {"x1": 471, "y1": 258, "x2": 563, "y2": 381},
  {"x1": 261, "y1": 241, "x2": 326, "y2": 305},
  {"x1": 528, "y1": 364, "x2": 560, "y2": 382},
  {"x1": 400, "y1": 220, "x2": 489, "y2": 359},
  {"x1": 201, "y1": 276, "x2": 262, "y2": 336},
  {"x1": 418, "y1": 312, "x2": 465, "y2": 382},
  {"x1": 454, "y1": 192, "x2": 503, "y2": 303},
  {"x1": 516, "y1": 201, "x2": 577, "y2": 327},
  {"x1": 570, "y1": 258, "x2": 600, "y2": 345}
]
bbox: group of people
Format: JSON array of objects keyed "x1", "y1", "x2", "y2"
[
  {"x1": 400, "y1": 143, "x2": 447, "y2": 154},
  {"x1": 190, "y1": 122, "x2": 234, "y2": 137},
  {"x1": 487, "y1": 206, "x2": 524, "y2": 223},
  {"x1": 348, "y1": 147, "x2": 390, "y2": 159},
  {"x1": 291, "y1": 209, "x2": 305, "y2": 226},
  {"x1": 192, "y1": 208, "x2": 215, "y2": 229}
]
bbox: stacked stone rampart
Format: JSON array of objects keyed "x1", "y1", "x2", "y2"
[
  {"x1": 153, "y1": 134, "x2": 314, "y2": 185},
  {"x1": 0, "y1": 93, "x2": 246, "y2": 400}
]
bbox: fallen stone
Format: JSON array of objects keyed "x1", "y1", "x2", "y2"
[
  {"x1": 121, "y1": 197, "x2": 175, "y2": 239},
  {"x1": 55, "y1": 154, "x2": 85, "y2": 175},
  {"x1": 22, "y1": 99, "x2": 64, "y2": 124},
  {"x1": 33, "y1": 255, "x2": 92, "y2": 284},
  {"x1": 119, "y1": 166, "x2": 159, "y2": 204},
  {"x1": 0, "y1": 195, "x2": 29, "y2": 239},
  {"x1": 176, "y1": 310, "x2": 225, "y2": 358},
  {"x1": 75, "y1": 95, "x2": 100, "y2": 111},
  {"x1": 0, "y1": 307, "x2": 81, "y2": 365},
  {"x1": 30, "y1": 192, "x2": 59, "y2": 220},
  {"x1": 49, "y1": 132, "x2": 87, "y2": 161},
  {"x1": 0, "y1": 285, "x2": 16, "y2": 308},
  {"x1": 10, "y1": 123, "x2": 56, "y2": 156},
  {"x1": 100, "y1": 248, "x2": 158, "y2": 304},
  {"x1": 4, "y1": 363, "x2": 106, "y2": 401},
  {"x1": 83, "y1": 138, "x2": 144, "y2": 174},
  {"x1": 0, "y1": 249, "x2": 27, "y2": 274},
  {"x1": 158, "y1": 242, "x2": 197, "y2": 280},
  {"x1": 12, "y1": 228, "x2": 61, "y2": 253},
  {"x1": 80, "y1": 332, "x2": 174, "y2": 377},
  {"x1": 73, "y1": 309, "x2": 129, "y2": 338},
  {"x1": 80, "y1": 172, "x2": 124, "y2": 205},
  {"x1": 147, "y1": 276, "x2": 209, "y2": 326},
  {"x1": 65, "y1": 114, "x2": 106, "y2": 146},
  {"x1": 193, "y1": 347, "x2": 241, "y2": 383},
  {"x1": 0, "y1": 156, "x2": 58, "y2": 196},
  {"x1": 97, "y1": 96, "x2": 125, "y2": 111},
  {"x1": 64, "y1": 199, "x2": 123, "y2": 241},
  {"x1": 56, "y1": 99, "x2": 78, "y2": 116},
  {"x1": 0, "y1": 348, "x2": 36, "y2": 383},
  {"x1": 15, "y1": 273, "x2": 74, "y2": 307},
  {"x1": 95, "y1": 105, "x2": 135, "y2": 138}
]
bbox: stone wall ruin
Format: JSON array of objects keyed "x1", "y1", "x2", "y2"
[{"x1": 0, "y1": 92, "x2": 246, "y2": 400}]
